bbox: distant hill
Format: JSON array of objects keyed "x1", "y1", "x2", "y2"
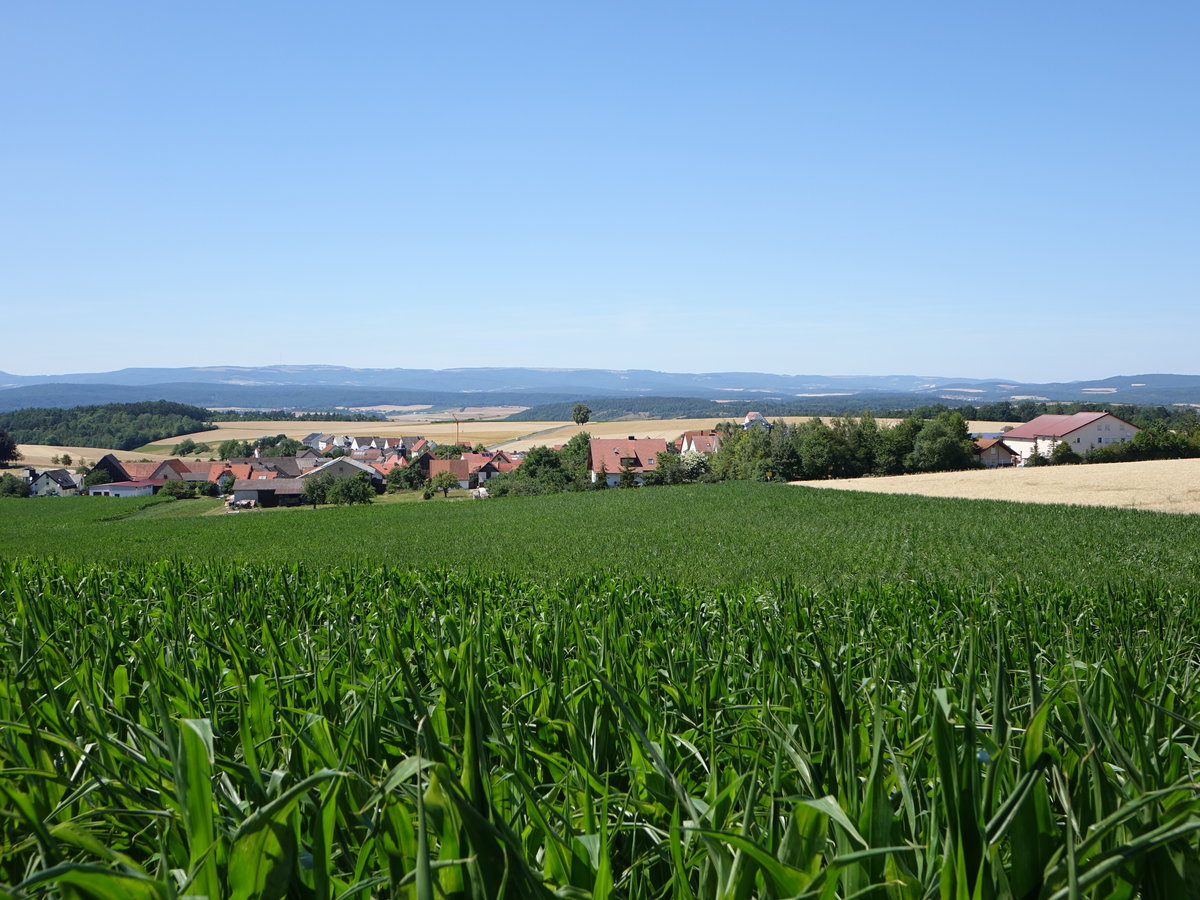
[{"x1": 2, "y1": 366, "x2": 1199, "y2": 411}]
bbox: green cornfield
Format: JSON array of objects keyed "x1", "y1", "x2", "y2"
[{"x1": 2, "y1": 558, "x2": 1198, "y2": 898}]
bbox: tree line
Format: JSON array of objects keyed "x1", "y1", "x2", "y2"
[{"x1": 0, "y1": 402, "x2": 215, "y2": 451}]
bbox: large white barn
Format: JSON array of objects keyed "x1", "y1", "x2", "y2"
[{"x1": 1001, "y1": 412, "x2": 1138, "y2": 462}]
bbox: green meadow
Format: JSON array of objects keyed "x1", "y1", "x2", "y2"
[{"x1": 2, "y1": 484, "x2": 1199, "y2": 898}]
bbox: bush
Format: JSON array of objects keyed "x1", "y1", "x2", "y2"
[{"x1": 0, "y1": 474, "x2": 30, "y2": 497}]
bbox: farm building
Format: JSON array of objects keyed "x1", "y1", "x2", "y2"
[
  {"x1": 588, "y1": 438, "x2": 669, "y2": 486},
  {"x1": 230, "y1": 478, "x2": 305, "y2": 508},
  {"x1": 88, "y1": 480, "x2": 164, "y2": 497},
  {"x1": 1002, "y1": 412, "x2": 1139, "y2": 462},
  {"x1": 973, "y1": 437, "x2": 1019, "y2": 468}
]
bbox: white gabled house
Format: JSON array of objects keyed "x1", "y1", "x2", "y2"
[
  {"x1": 30, "y1": 468, "x2": 82, "y2": 497},
  {"x1": 1001, "y1": 412, "x2": 1139, "y2": 463}
]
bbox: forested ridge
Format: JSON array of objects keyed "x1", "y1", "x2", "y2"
[{"x1": 0, "y1": 401, "x2": 214, "y2": 450}]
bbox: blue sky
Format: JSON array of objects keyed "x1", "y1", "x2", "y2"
[{"x1": 3, "y1": 3, "x2": 1197, "y2": 381}]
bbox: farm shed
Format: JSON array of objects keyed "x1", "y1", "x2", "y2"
[
  {"x1": 88, "y1": 480, "x2": 164, "y2": 497},
  {"x1": 230, "y1": 478, "x2": 305, "y2": 507}
]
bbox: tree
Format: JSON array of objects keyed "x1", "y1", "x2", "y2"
[
  {"x1": 84, "y1": 469, "x2": 112, "y2": 487},
  {"x1": 617, "y1": 465, "x2": 639, "y2": 488},
  {"x1": 1049, "y1": 441, "x2": 1082, "y2": 465},
  {"x1": 431, "y1": 444, "x2": 470, "y2": 459},
  {"x1": 159, "y1": 479, "x2": 197, "y2": 499},
  {"x1": 60, "y1": 453, "x2": 72, "y2": 466},
  {"x1": 174, "y1": 438, "x2": 198, "y2": 456},
  {"x1": 910, "y1": 413, "x2": 977, "y2": 472},
  {"x1": 0, "y1": 430, "x2": 22, "y2": 464},
  {"x1": 387, "y1": 463, "x2": 426, "y2": 492},
  {"x1": 272, "y1": 438, "x2": 303, "y2": 457},
  {"x1": 0, "y1": 473, "x2": 30, "y2": 497},
  {"x1": 572, "y1": 403, "x2": 592, "y2": 426},
  {"x1": 328, "y1": 472, "x2": 375, "y2": 505},
  {"x1": 302, "y1": 472, "x2": 338, "y2": 507},
  {"x1": 430, "y1": 470, "x2": 461, "y2": 497}
]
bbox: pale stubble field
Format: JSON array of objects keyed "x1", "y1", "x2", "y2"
[{"x1": 793, "y1": 457, "x2": 1200, "y2": 515}]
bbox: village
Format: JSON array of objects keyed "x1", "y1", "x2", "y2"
[{"x1": 4, "y1": 410, "x2": 1142, "y2": 507}]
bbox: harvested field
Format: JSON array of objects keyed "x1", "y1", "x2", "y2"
[
  {"x1": 138, "y1": 417, "x2": 1016, "y2": 455},
  {"x1": 11, "y1": 443, "x2": 173, "y2": 469},
  {"x1": 495, "y1": 418, "x2": 1015, "y2": 452},
  {"x1": 793, "y1": 457, "x2": 1200, "y2": 515},
  {"x1": 145, "y1": 419, "x2": 572, "y2": 451}
]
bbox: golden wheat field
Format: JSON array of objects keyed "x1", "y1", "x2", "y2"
[
  {"x1": 793, "y1": 457, "x2": 1200, "y2": 515},
  {"x1": 145, "y1": 420, "x2": 571, "y2": 452},
  {"x1": 13, "y1": 444, "x2": 174, "y2": 469}
]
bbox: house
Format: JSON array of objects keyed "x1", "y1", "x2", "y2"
[
  {"x1": 1001, "y1": 412, "x2": 1139, "y2": 463},
  {"x1": 230, "y1": 478, "x2": 306, "y2": 507},
  {"x1": 973, "y1": 437, "x2": 1019, "y2": 468},
  {"x1": 742, "y1": 412, "x2": 770, "y2": 431},
  {"x1": 677, "y1": 430, "x2": 722, "y2": 454},
  {"x1": 426, "y1": 451, "x2": 519, "y2": 490},
  {"x1": 301, "y1": 456, "x2": 383, "y2": 487},
  {"x1": 89, "y1": 479, "x2": 164, "y2": 497},
  {"x1": 427, "y1": 458, "x2": 473, "y2": 490},
  {"x1": 588, "y1": 437, "x2": 669, "y2": 486},
  {"x1": 30, "y1": 468, "x2": 82, "y2": 497}
]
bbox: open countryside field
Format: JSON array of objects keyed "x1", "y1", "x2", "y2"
[
  {"x1": 147, "y1": 417, "x2": 1016, "y2": 454},
  {"x1": 3, "y1": 481, "x2": 1199, "y2": 588},
  {"x1": 3, "y1": 484, "x2": 1200, "y2": 897},
  {"x1": 12, "y1": 442, "x2": 174, "y2": 469},
  {"x1": 794, "y1": 457, "x2": 1200, "y2": 515},
  {"x1": 495, "y1": 419, "x2": 1015, "y2": 453},
  {"x1": 143, "y1": 419, "x2": 572, "y2": 451}
]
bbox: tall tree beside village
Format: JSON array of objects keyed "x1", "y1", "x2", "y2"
[
  {"x1": 572, "y1": 403, "x2": 591, "y2": 425},
  {"x1": 0, "y1": 431, "x2": 22, "y2": 465}
]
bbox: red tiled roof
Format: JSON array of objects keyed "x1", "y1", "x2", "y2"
[
  {"x1": 122, "y1": 462, "x2": 165, "y2": 480},
  {"x1": 1002, "y1": 412, "x2": 1113, "y2": 440},
  {"x1": 974, "y1": 437, "x2": 1016, "y2": 454},
  {"x1": 207, "y1": 463, "x2": 254, "y2": 483},
  {"x1": 428, "y1": 459, "x2": 470, "y2": 479},
  {"x1": 678, "y1": 430, "x2": 721, "y2": 453},
  {"x1": 588, "y1": 438, "x2": 669, "y2": 474}
]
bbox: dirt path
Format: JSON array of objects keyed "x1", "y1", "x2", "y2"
[{"x1": 792, "y1": 458, "x2": 1200, "y2": 515}]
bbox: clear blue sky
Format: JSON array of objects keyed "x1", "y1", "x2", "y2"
[{"x1": 3, "y1": 3, "x2": 1197, "y2": 382}]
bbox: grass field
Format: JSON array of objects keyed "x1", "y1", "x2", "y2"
[
  {"x1": 795, "y1": 457, "x2": 1200, "y2": 515},
  {"x1": 4, "y1": 484, "x2": 1198, "y2": 896}
]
